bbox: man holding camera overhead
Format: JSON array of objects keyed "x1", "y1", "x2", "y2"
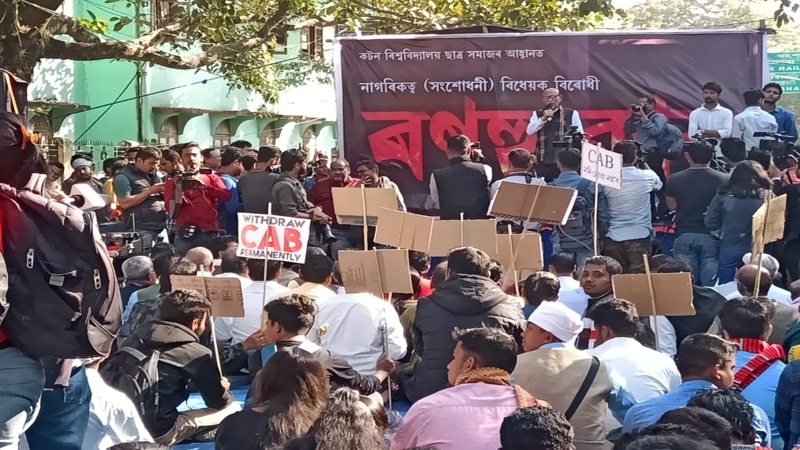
[
  {"x1": 526, "y1": 87, "x2": 584, "y2": 182},
  {"x1": 164, "y1": 142, "x2": 232, "y2": 255}
]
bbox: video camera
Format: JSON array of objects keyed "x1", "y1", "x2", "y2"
[
  {"x1": 755, "y1": 131, "x2": 799, "y2": 170},
  {"x1": 177, "y1": 168, "x2": 213, "y2": 190},
  {"x1": 553, "y1": 126, "x2": 584, "y2": 150}
]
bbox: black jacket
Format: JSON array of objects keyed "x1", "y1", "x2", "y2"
[
  {"x1": 432, "y1": 156, "x2": 491, "y2": 220},
  {"x1": 121, "y1": 320, "x2": 234, "y2": 437},
  {"x1": 407, "y1": 274, "x2": 525, "y2": 402}
]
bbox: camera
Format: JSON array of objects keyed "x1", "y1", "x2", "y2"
[
  {"x1": 755, "y1": 131, "x2": 799, "y2": 170},
  {"x1": 178, "y1": 168, "x2": 213, "y2": 190},
  {"x1": 631, "y1": 104, "x2": 643, "y2": 113},
  {"x1": 267, "y1": 164, "x2": 281, "y2": 174},
  {"x1": 553, "y1": 126, "x2": 584, "y2": 150},
  {"x1": 316, "y1": 223, "x2": 336, "y2": 244}
]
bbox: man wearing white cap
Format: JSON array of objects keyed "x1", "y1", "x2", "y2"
[
  {"x1": 712, "y1": 253, "x2": 792, "y2": 305},
  {"x1": 515, "y1": 302, "x2": 635, "y2": 450}
]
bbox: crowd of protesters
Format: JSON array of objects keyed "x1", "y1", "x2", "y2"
[{"x1": 4, "y1": 80, "x2": 800, "y2": 450}]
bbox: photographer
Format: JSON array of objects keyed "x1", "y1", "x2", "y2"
[
  {"x1": 113, "y1": 146, "x2": 167, "y2": 239},
  {"x1": 164, "y1": 143, "x2": 232, "y2": 255},
  {"x1": 623, "y1": 95, "x2": 668, "y2": 188},
  {"x1": 271, "y1": 148, "x2": 331, "y2": 245},
  {"x1": 490, "y1": 148, "x2": 543, "y2": 233},
  {"x1": 525, "y1": 88, "x2": 584, "y2": 182},
  {"x1": 733, "y1": 89, "x2": 777, "y2": 151},
  {"x1": 430, "y1": 134, "x2": 490, "y2": 219},
  {"x1": 303, "y1": 152, "x2": 329, "y2": 192},
  {"x1": 602, "y1": 141, "x2": 662, "y2": 273},
  {"x1": 239, "y1": 145, "x2": 281, "y2": 214}
]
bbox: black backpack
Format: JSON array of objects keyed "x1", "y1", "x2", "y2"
[
  {"x1": 0, "y1": 174, "x2": 122, "y2": 358},
  {"x1": 100, "y1": 342, "x2": 178, "y2": 419},
  {"x1": 560, "y1": 178, "x2": 594, "y2": 239}
]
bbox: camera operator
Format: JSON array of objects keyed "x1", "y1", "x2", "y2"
[
  {"x1": 665, "y1": 141, "x2": 728, "y2": 287},
  {"x1": 733, "y1": 89, "x2": 777, "y2": 151},
  {"x1": 623, "y1": 95, "x2": 668, "y2": 183},
  {"x1": 490, "y1": 148, "x2": 543, "y2": 233},
  {"x1": 687, "y1": 82, "x2": 733, "y2": 154},
  {"x1": 271, "y1": 148, "x2": 332, "y2": 246},
  {"x1": 164, "y1": 143, "x2": 232, "y2": 255},
  {"x1": 430, "y1": 134, "x2": 490, "y2": 219},
  {"x1": 602, "y1": 140, "x2": 663, "y2": 273},
  {"x1": 239, "y1": 145, "x2": 281, "y2": 214},
  {"x1": 303, "y1": 152, "x2": 329, "y2": 192},
  {"x1": 113, "y1": 146, "x2": 167, "y2": 239},
  {"x1": 525, "y1": 88, "x2": 584, "y2": 182},
  {"x1": 762, "y1": 83, "x2": 798, "y2": 142}
]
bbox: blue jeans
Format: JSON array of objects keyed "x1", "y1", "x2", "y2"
[
  {"x1": 26, "y1": 367, "x2": 92, "y2": 450},
  {"x1": 672, "y1": 233, "x2": 720, "y2": 287},
  {"x1": 718, "y1": 246, "x2": 747, "y2": 285},
  {"x1": 0, "y1": 347, "x2": 44, "y2": 450}
]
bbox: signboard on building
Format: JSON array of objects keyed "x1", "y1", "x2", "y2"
[{"x1": 769, "y1": 52, "x2": 800, "y2": 93}]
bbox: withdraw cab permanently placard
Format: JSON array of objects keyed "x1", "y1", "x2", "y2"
[{"x1": 236, "y1": 213, "x2": 311, "y2": 263}]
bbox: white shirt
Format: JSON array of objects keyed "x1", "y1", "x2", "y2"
[
  {"x1": 688, "y1": 104, "x2": 733, "y2": 154},
  {"x1": 557, "y1": 276, "x2": 580, "y2": 293},
  {"x1": 586, "y1": 337, "x2": 681, "y2": 431},
  {"x1": 526, "y1": 109, "x2": 585, "y2": 136},
  {"x1": 557, "y1": 288, "x2": 678, "y2": 357},
  {"x1": 309, "y1": 293, "x2": 407, "y2": 375},
  {"x1": 733, "y1": 106, "x2": 778, "y2": 151},
  {"x1": 489, "y1": 173, "x2": 545, "y2": 231},
  {"x1": 82, "y1": 368, "x2": 153, "y2": 450},
  {"x1": 215, "y1": 280, "x2": 289, "y2": 344},
  {"x1": 713, "y1": 280, "x2": 792, "y2": 306}
]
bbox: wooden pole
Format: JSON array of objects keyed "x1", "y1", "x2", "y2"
[
  {"x1": 361, "y1": 184, "x2": 369, "y2": 250},
  {"x1": 504, "y1": 185, "x2": 542, "y2": 286},
  {"x1": 459, "y1": 212, "x2": 465, "y2": 247},
  {"x1": 381, "y1": 316, "x2": 392, "y2": 411},
  {"x1": 753, "y1": 192, "x2": 772, "y2": 298},
  {"x1": 260, "y1": 203, "x2": 273, "y2": 331},
  {"x1": 643, "y1": 255, "x2": 660, "y2": 352},
  {"x1": 508, "y1": 224, "x2": 520, "y2": 297},
  {"x1": 593, "y1": 150, "x2": 600, "y2": 256},
  {"x1": 209, "y1": 316, "x2": 224, "y2": 376}
]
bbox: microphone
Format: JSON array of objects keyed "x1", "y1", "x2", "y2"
[{"x1": 544, "y1": 104, "x2": 556, "y2": 123}]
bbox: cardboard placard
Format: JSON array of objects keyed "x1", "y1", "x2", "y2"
[
  {"x1": 611, "y1": 273, "x2": 695, "y2": 316},
  {"x1": 332, "y1": 187, "x2": 398, "y2": 226},
  {"x1": 428, "y1": 219, "x2": 497, "y2": 257},
  {"x1": 492, "y1": 233, "x2": 543, "y2": 271},
  {"x1": 581, "y1": 141, "x2": 622, "y2": 190},
  {"x1": 374, "y1": 208, "x2": 435, "y2": 252},
  {"x1": 236, "y1": 213, "x2": 312, "y2": 263},
  {"x1": 338, "y1": 249, "x2": 413, "y2": 294},
  {"x1": 751, "y1": 194, "x2": 787, "y2": 248},
  {"x1": 489, "y1": 183, "x2": 578, "y2": 225},
  {"x1": 170, "y1": 275, "x2": 245, "y2": 318}
]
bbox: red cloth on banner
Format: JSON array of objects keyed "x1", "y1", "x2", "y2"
[{"x1": 731, "y1": 337, "x2": 787, "y2": 390}]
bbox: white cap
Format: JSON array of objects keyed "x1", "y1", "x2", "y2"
[
  {"x1": 528, "y1": 302, "x2": 583, "y2": 344},
  {"x1": 742, "y1": 252, "x2": 780, "y2": 276}
]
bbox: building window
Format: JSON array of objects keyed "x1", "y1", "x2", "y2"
[
  {"x1": 301, "y1": 26, "x2": 324, "y2": 59},
  {"x1": 152, "y1": 0, "x2": 179, "y2": 28},
  {"x1": 158, "y1": 116, "x2": 179, "y2": 145},
  {"x1": 260, "y1": 122, "x2": 276, "y2": 146},
  {"x1": 213, "y1": 120, "x2": 231, "y2": 148},
  {"x1": 271, "y1": 31, "x2": 288, "y2": 55}
]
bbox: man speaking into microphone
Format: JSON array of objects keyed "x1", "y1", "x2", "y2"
[{"x1": 526, "y1": 88, "x2": 584, "y2": 182}]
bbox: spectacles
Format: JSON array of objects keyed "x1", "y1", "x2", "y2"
[{"x1": 544, "y1": 94, "x2": 561, "y2": 99}]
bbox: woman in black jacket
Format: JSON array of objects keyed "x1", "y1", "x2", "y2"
[{"x1": 215, "y1": 349, "x2": 328, "y2": 450}]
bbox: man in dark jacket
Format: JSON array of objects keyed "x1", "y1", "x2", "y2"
[
  {"x1": 429, "y1": 135, "x2": 491, "y2": 219},
  {"x1": 110, "y1": 289, "x2": 239, "y2": 445},
  {"x1": 404, "y1": 246, "x2": 526, "y2": 403}
]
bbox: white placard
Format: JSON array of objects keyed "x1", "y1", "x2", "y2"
[
  {"x1": 236, "y1": 213, "x2": 311, "y2": 263},
  {"x1": 581, "y1": 141, "x2": 622, "y2": 190}
]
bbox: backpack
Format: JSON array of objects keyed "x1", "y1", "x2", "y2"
[
  {"x1": 656, "y1": 122, "x2": 684, "y2": 160},
  {"x1": 100, "y1": 343, "x2": 178, "y2": 419},
  {"x1": 0, "y1": 70, "x2": 27, "y2": 115},
  {"x1": 0, "y1": 174, "x2": 122, "y2": 358},
  {"x1": 559, "y1": 178, "x2": 594, "y2": 241}
]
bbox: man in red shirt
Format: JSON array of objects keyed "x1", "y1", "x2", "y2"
[
  {"x1": 308, "y1": 158, "x2": 359, "y2": 259},
  {"x1": 165, "y1": 143, "x2": 232, "y2": 255}
]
